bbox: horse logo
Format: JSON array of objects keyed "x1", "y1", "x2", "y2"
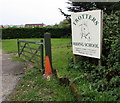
[{"x1": 79, "y1": 22, "x2": 91, "y2": 41}]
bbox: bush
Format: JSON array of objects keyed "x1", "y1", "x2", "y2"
[
  {"x1": 2, "y1": 27, "x2": 71, "y2": 39},
  {"x1": 68, "y1": 11, "x2": 120, "y2": 101}
]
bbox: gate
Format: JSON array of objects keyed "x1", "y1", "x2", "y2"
[{"x1": 17, "y1": 39, "x2": 44, "y2": 71}]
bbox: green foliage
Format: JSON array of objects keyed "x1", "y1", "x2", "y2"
[
  {"x1": 68, "y1": 11, "x2": 120, "y2": 101},
  {"x1": 67, "y1": 2, "x2": 120, "y2": 14},
  {"x1": 58, "y1": 19, "x2": 70, "y2": 28},
  {"x1": 2, "y1": 27, "x2": 71, "y2": 39}
]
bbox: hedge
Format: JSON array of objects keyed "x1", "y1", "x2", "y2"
[
  {"x1": 68, "y1": 11, "x2": 120, "y2": 101},
  {"x1": 2, "y1": 27, "x2": 71, "y2": 39}
]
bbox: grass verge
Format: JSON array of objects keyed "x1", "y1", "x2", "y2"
[{"x1": 9, "y1": 68, "x2": 75, "y2": 101}]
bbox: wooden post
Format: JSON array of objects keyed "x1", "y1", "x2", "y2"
[
  {"x1": 98, "y1": 59, "x2": 102, "y2": 66},
  {"x1": 17, "y1": 39, "x2": 20, "y2": 57},
  {"x1": 44, "y1": 32, "x2": 52, "y2": 68},
  {"x1": 73, "y1": 55, "x2": 81, "y2": 64},
  {"x1": 40, "y1": 39, "x2": 44, "y2": 72}
]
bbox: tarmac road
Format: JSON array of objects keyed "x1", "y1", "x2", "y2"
[{"x1": 1, "y1": 50, "x2": 24, "y2": 101}]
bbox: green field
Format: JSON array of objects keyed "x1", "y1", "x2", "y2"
[{"x1": 2, "y1": 38, "x2": 73, "y2": 75}]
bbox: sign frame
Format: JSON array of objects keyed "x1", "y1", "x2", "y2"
[{"x1": 71, "y1": 10, "x2": 103, "y2": 59}]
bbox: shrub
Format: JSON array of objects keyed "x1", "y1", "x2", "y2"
[
  {"x1": 2, "y1": 27, "x2": 71, "y2": 39},
  {"x1": 68, "y1": 11, "x2": 120, "y2": 101}
]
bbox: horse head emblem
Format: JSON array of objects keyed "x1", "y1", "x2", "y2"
[{"x1": 79, "y1": 22, "x2": 91, "y2": 41}]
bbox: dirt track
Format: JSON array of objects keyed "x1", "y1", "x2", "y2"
[{"x1": 1, "y1": 50, "x2": 24, "y2": 101}]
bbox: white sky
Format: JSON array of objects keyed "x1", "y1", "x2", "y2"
[{"x1": 0, "y1": 0, "x2": 70, "y2": 25}]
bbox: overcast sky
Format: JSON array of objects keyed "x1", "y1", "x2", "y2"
[{"x1": 1, "y1": 0, "x2": 70, "y2": 25}]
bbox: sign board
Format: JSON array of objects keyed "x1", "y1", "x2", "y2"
[{"x1": 71, "y1": 10, "x2": 103, "y2": 59}]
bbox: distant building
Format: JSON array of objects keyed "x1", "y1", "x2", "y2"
[
  {"x1": 0, "y1": 25, "x2": 4, "y2": 28},
  {"x1": 25, "y1": 23, "x2": 45, "y2": 27},
  {"x1": 1, "y1": 25, "x2": 25, "y2": 28}
]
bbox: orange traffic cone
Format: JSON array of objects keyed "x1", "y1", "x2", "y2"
[{"x1": 43, "y1": 56, "x2": 53, "y2": 79}]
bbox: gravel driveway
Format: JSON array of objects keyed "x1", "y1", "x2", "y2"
[{"x1": 1, "y1": 50, "x2": 24, "y2": 101}]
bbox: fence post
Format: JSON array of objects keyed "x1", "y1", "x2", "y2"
[
  {"x1": 44, "y1": 32, "x2": 52, "y2": 68},
  {"x1": 40, "y1": 39, "x2": 44, "y2": 72},
  {"x1": 73, "y1": 55, "x2": 82, "y2": 63},
  {"x1": 98, "y1": 59, "x2": 102, "y2": 66},
  {"x1": 17, "y1": 39, "x2": 20, "y2": 57}
]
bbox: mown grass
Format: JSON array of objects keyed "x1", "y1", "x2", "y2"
[
  {"x1": 2, "y1": 38, "x2": 75, "y2": 101},
  {"x1": 2, "y1": 39, "x2": 18, "y2": 53},
  {"x1": 10, "y1": 68, "x2": 75, "y2": 101},
  {"x1": 2, "y1": 38, "x2": 43, "y2": 53}
]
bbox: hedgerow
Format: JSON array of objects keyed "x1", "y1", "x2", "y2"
[
  {"x1": 2, "y1": 27, "x2": 71, "y2": 39},
  {"x1": 68, "y1": 11, "x2": 120, "y2": 101}
]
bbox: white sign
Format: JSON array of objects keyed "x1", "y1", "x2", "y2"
[{"x1": 71, "y1": 10, "x2": 103, "y2": 59}]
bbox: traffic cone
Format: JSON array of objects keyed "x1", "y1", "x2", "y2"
[{"x1": 43, "y1": 56, "x2": 53, "y2": 79}]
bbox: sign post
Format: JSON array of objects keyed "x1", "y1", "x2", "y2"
[{"x1": 71, "y1": 10, "x2": 103, "y2": 60}]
